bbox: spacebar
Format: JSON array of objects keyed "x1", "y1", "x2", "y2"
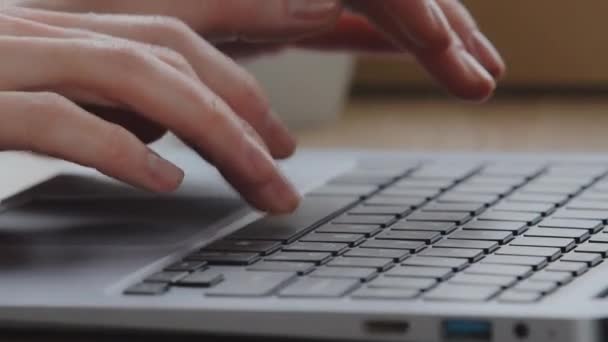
[{"x1": 230, "y1": 195, "x2": 355, "y2": 243}]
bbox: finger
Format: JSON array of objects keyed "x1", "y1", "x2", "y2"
[
  {"x1": 5, "y1": 8, "x2": 296, "y2": 159},
  {"x1": 0, "y1": 92, "x2": 183, "y2": 192},
  {"x1": 0, "y1": 37, "x2": 300, "y2": 213},
  {"x1": 436, "y1": 0, "x2": 506, "y2": 79}
]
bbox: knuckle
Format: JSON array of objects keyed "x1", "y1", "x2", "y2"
[
  {"x1": 146, "y1": 16, "x2": 193, "y2": 43},
  {"x1": 97, "y1": 41, "x2": 152, "y2": 72},
  {"x1": 152, "y1": 46, "x2": 194, "y2": 74}
]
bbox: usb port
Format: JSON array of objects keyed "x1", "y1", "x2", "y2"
[{"x1": 443, "y1": 320, "x2": 492, "y2": 341}]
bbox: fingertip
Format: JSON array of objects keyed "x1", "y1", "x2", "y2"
[
  {"x1": 146, "y1": 152, "x2": 185, "y2": 192},
  {"x1": 469, "y1": 31, "x2": 507, "y2": 81}
]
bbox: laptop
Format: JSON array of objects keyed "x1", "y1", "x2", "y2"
[{"x1": 1, "y1": 143, "x2": 608, "y2": 342}]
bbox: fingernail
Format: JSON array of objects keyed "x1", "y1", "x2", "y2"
[
  {"x1": 147, "y1": 152, "x2": 184, "y2": 191},
  {"x1": 469, "y1": 31, "x2": 506, "y2": 79},
  {"x1": 288, "y1": 0, "x2": 340, "y2": 20},
  {"x1": 458, "y1": 50, "x2": 496, "y2": 100},
  {"x1": 459, "y1": 49, "x2": 494, "y2": 82}
]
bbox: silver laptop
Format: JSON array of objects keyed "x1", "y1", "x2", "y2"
[{"x1": 1, "y1": 144, "x2": 608, "y2": 342}]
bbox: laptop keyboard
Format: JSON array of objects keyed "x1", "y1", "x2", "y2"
[{"x1": 125, "y1": 160, "x2": 608, "y2": 303}]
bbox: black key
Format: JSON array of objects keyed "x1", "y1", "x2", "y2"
[
  {"x1": 407, "y1": 211, "x2": 471, "y2": 224},
  {"x1": 507, "y1": 193, "x2": 568, "y2": 205},
  {"x1": 206, "y1": 271, "x2": 296, "y2": 297},
  {"x1": 510, "y1": 237, "x2": 576, "y2": 252},
  {"x1": 369, "y1": 276, "x2": 437, "y2": 290},
  {"x1": 496, "y1": 246, "x2": 562, "y2": 261},
  {"x1": 186, "y1": 252, "x2": 261, "y2": 266},
  {"x1": 402, "y1": 256, "x2": 468, "y2": 271},
  {"x1": 144, "y1": 271, "x2": 188, "y2": 284},
  {"x1": 419, "y1": 248, "x2": 484, "y2": 262},
  {"x1": 481, "y1": 255, "x2": 548, "y2": 270},
  {"x1": 524, "y1": 227, "x2": 590, "y2": 243},
  {"x1": 422, "y1": 202, "x2": 485, "y2": 215},
  {"x1": 478, "y1": 211, "x2": 542, "y2": 225},
  {"x1": 575, "y1": 243, "x2": 608, "y2": 257},
  {"x1": 176, "y1": 270, "x2": 224, "y2": 287},
  {"x1": 282, "y1": 242, "x2": 348, "y2": 255},
  {"x1": 348, "y1": 205, "x2": 411, "y2": 216},
  {"x1": 231, "y1": 196, "x2": 354, "y2": 243},
  {"x1": 124, "y1": 282, "x2": 168, "y2": 296},
  {"x1": 351, "y1": 287, "x2": 419, "y2": 300},
  {"x1": 590, "y1": 234, "x2": 608, "y2": 243},
  {"x1": 311, "y1": 267, "x2": 378, "y2": 282},
  {"x1": 560, "y1": 253, "x2": 603, "y2": 266},
  {"x1": 164, "y1": 260, "x2": 208, "y2": 272},
  {"x1": 463, "y1": 221, "x2": 528, "y2": 235},
  {"x1": 434, "y1": 239, "x2": 499, "y2": 253},
  {"x1": 265, "y1": 252, "x2": 332, "y2": 265},
  {"x1": 391, "y1": 221, "x2": 457, "y2": 234},
  {"x1": 360, "y1": 239, "x2": 426, "y2": 253},
  {"x1": 344, "y1": 248, "x2": 410, "y2": 261},
  {"x1": 376, "y1": 230, "x2": 442, "y2": 244},
  {"x1": 203, "y1": 240, "x2": 281, "y2": 255},
  {"x1": 328, "y1": 257, "x2": 394, "y2": 271},
  {"x1": 528, "y1": 270, "x2": 573, "y2": 285},
  {"x1": 309, "y1": 184, "x2": 377, "y2": 197},
  {"x1": 438, "y1": 193, "x2": 499, "y2": 205},
  {"x1": 465, "y1": 264, "x2": 533, "y2": 278},
  {"x1": 539, "y1": 218, "x2": 603, "y2": 232},
  {"x1": 493, "y1": 202, "x2": 555, "y2": 215},
  {"x1": 247, "y1": 261, "x2": 316, "y2": 274},
  {"x1": 301, "y1": 233, "x2": 366, "y2": 246},
  {"x1": 546, "y1": 261, "x2": 589, "y2": 276},
  {"x1": 449, "y1": 230, "x2": 514, "y2": 244},
  {"x1": 278, "y1": 278, "x2": 360, "y2": 298},
  {"x1": 365, "y1": 196, "x2": 426, "y2": 207},
  {"x1": 332, "y1": 214, "x2": 394, "y2": 226},
  {"x1": 449, "y1": 273, "x2": 518, "y2": 287},
  {"x1": 386, "y1": 266, "x2": 453, "y2": 280},
  {"x1": 552, "y1": 209, "x2": 608, "y2": 221},
  {"x1": 379, "y1": 188, "x2": 439, "y2": 198},
  {"x1": 425, "y1": 284, "x2": 501, "y2": 302},
  {"x1": 512, "y1": 280, "x2": 558, "y2": 294},
  {"x1": 497, "y1": 291, "x2": 542, "y2": 303},
  {"x1": 315, "y1": 223, "x2": 382, "y2": 236}
]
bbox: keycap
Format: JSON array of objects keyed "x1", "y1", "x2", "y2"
[
  {"x1": 465, "y1": 264, "x2": 533, "y2": 278},
  {"x1": 176, "y1": 270, "x2": 224, "y2": 287},
  {"x1": 186, "y1": 252, "x2": 261, "y2": 266},
  {"x1": 580, "y1": 192, "x2": 608, "y2": 202},
  {"x1": 545, "y1": 261, "x2": 588, "y2": 276},
  {"x1": 315, "y1": 224, "x2": 381, "y2": 236},
  {"x1": 391, "y1": 221, "x2": 457, "y2": 234},
  {"x1": 552, "y1": 209, "x2": 608, "y2": 221},
  {"x1": 203, "y1": 240, "x2": 281, "y2": 255},
  {"x1": 351, "y1": 287, "x2": 419, "y2": 300},
  {"x1": 539, "y1": 219, "x2": 603, "y2": 232},
  {"x1": 278, "y1": 277, "x2": 360, "y2": 298},
  {"x1": 438, "y1": 193, "x2": 498, "y2": 205},
  {"x1": 328, "y1": 257, "x2": 394, "y2": 271},
  {"x1": 493, "y1": 202, "x2": 555, "y2": 215},
  {"x1": 332, "y1": 214, "x2": 394, "y2": 226},
  {"x1": 394, "y1": 178, "x2": 454, "y2": 189},
  {"x1": 507, "y1": 193, "x2": 568, "y2": 205},
  {"x1": 512, "y1": 280, "x2": 558, "y2": 294},
  {"x1": 510, "y1": 237, "x2": 576, "y2": 252},
  {"x1": 360, "y1": 239, "x2": 426, "y2": 253},
  {"x1": 575, "y1": 243, "x2": 608, "y2": 257},
  {"x1": 365, "y1": 196, "x2": 426, "y2": 207},
  {"x1": 164, "y1": 260, "x2": 207, "y2": 272},
  {"x1": 329, "y1": 172, "x2": 398, "y2": 186},
  {"x1": 449, "y1": 273, "x2": 518, "y2": 287},
  {"x1": 311, "y1": 267, "x2": 377, "y2": 281},
  {"x1": 560, "y1": 252, "x2": 602, "y2": 266},
  {"x1": 348, "y1": 205, "x2": 411, "y2": 216},
  {"x1": 144, "y1": 271, "x2": 188, "y2": 284},
  {"x1": 478, "y1": 212, "x2": 542, "y2": 225},
  {"x1": 124, "y1": 282, "x2": 168, "y2": 296},
  {"x1": 376, "y1": 230, "x2": 441, "y2": 244},
  {"x1": 451, "y1": 184, "x2": 514, "y2": 195},
  {"x1": 425, "y1": 284, "x2": 501, "y2": 302},
  {"x1": 344, "y1": 248, "x2": 410, "y2": 261},
  {"x1": 206, "y1": 271, "x2": 296, "y2": 297},
  {"x1": 449, "y1": 230, "x2": 514, "y2": 244},
  {"x1": 524, "y1": 227, "x2": 590, "y2": 243},
  {"x1": 369, "y1": 276, "x2": 437, "y2": 290},
  {"x1": 300, "y1": 233, "x2": 366, "y2": 246},
  {"x1": 309, "y1": 184, "x2": 377, "y2": 197},
  {"x1": 521, "y1": 184, "x2": 581, "y2": 196},
  {"x1": 386, "y1": 266, "x2": 453, "y2": 280},
  {"x1": 265, "y1": 252, "x2": 333, "y2": 264},
  {"x1": 247, "y1": 261, "x2": 316, "y2": 274},
  {"x1": 482, "y1": 163, "x2": 544, "y2": 177},
  {"x1": 402, "y1": 256, "x2": 468, "y2": 271},
  {"x1": 422, "y1": 202, "x2": 485, "y2": 215},
  {"x1": 528, "y1": 271, "x2": 573, "y2": 285},
  {"x1": 419, "y1": 248, "x2": 484, "y2": 262},
  {"x1": 232, "y1": 196, "x2": 353, "y2": 243},
  {"x1": 463, "y1": 221, "x2": 528, "y2": 235},
  {"x1": 590, "y1": 234, "x2": 608, "y2": 243},
  {"x1": 468, "y1": 175, "x2": 527, "y2": 186},
  {"x1": 282, "y1": 242, "x2": 348, "y2": 255},
  {"x1": 481, "y1": 255, "x2": 548, "y2": 270},
  {"x1": 411, "y1": 164, "x2": 479, "y2": 180},
  {"x1": 379, "y1": 188, "x2": 439, "y2": 198},
  {"x1": 567, "y1": 200, "x2": 608, "y2": 211},
  {"x1": 434, "y1": 239, "x2": 499, "y2": 253},
  {"x1": 406, "y1": 211, "x2": 471, "y2": 224},
  {"x1": 497, "y1": 291, "x2": 542, "y2": 303},
  {"x1": 496, "y1": 246, "x2": 562, "y2": 261}
]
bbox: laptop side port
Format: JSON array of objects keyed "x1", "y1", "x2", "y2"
[
  {"x1": 443, "y1": 320, "x2": 492, "y2": 341},
  {"x1": 364, "y1": 320, "x2": 410, "y2": 335}
]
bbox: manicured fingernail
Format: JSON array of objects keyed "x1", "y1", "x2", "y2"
[
  {"x1": 288, "y1": 0, "x2": 340, "y2": 20},
  {"x1": 147, "y1": 152, "x2": 184, "y2": 190},
  {"x1": 469, "y1": 31, "x2": 506, "y2": 79}
]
